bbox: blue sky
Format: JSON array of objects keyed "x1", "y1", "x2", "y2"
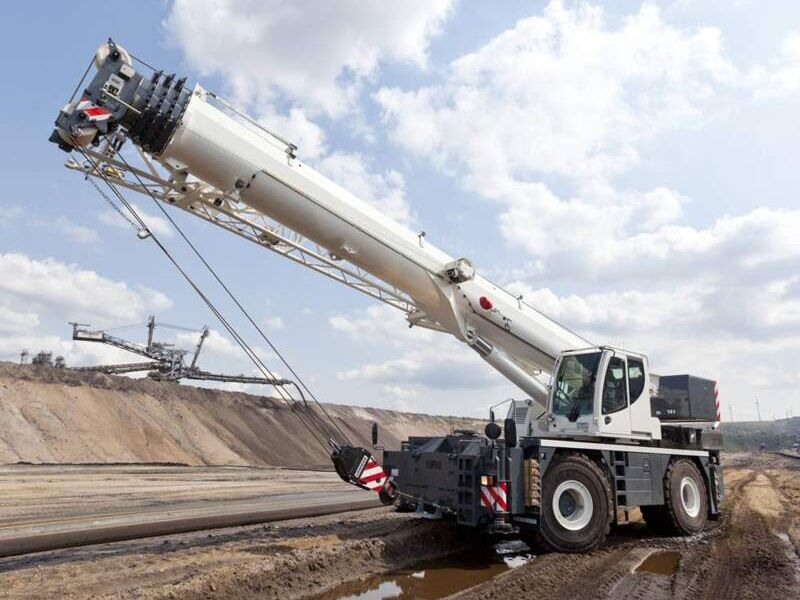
[{"x1": 1, "y1": 1, "x2": 799, "y2": 420}]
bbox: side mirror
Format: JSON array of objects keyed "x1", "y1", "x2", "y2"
[
  {"x1": 504, "y1": 418, "x2": 517, "y2": 448},
  {"x1": 490, "y1": 409, "x2": 496, "y2": 423},
  {"x1": 371, "y1": 422, "x2": 379, "y2": 447},
  {"x1": 485, "y1": 422, "x2": 502, "y2": 440}
]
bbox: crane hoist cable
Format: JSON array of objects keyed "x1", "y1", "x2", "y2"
[
  {"x1": 75, "y1": 147, "x2": 342, "y2": 455},
  {"x1": 114, "y1": 150, "x2": 354, "y2": 447},
  {"x1": 77, "y1": 148, "x2": 328, "y2": 447},
  {"x1": 68, "y1": 56, "x2": 95, "y2": 104},
  {"x1": 82, "y1": 167, "x2": 143, "y2": 232},
  {"x1": 64, "y1": 54, "x2": 354, "y2": 448},
  {"x1": 156, "y1": 321, "x2": 203, "y2": 333}
]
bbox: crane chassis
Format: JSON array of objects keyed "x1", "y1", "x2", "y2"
[{"x1": 49, "y1": 40, "x2": 723, "y2": 552}]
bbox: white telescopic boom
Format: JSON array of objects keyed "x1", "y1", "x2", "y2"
[
  {"x1": 162, "y1": 91, "x2": 588, "y2": 398},
  {"x1": 51, "y1": 43, "x2": 589, "y2": 405}
]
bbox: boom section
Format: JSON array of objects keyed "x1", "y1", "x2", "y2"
[
  {"x1": 51, "y1": 41, "x2": 588, "y2": 398},
  {"x1": 162, "y1": 91, "x2": 588, "y2": 369}
]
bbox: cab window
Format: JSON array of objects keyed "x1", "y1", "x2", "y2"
[
  {"x1": 627, "y1": 358, "x2": 645, "y2": 403},
  {"x1": 602, "y1": 356, "x2": 628, "y2": 414},
  {"x1": 552, "y1": 352, "x2": 601, "y2": 422}
]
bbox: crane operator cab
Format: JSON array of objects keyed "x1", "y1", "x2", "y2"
[{"x1": 543, "y1": 347, "x2": 661, "y2": 441}]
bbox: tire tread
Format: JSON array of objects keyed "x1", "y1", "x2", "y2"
[
  {"x1": 540, "y1": 452, "x2": 613, "y2": 553},
  {"x1": 643, "y1": 458, "x2": 707, "y2": 536}
]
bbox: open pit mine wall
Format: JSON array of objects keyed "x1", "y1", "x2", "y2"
[{"x1": 0, "y1": 363, "x2": 484, "y2": 468}]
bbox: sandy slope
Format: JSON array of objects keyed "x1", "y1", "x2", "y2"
[{"x1": 0, "y1": 363, "x2": 483, "y2": 468}]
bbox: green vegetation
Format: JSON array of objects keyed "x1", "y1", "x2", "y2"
[{"x1": 720, "y1": 417, "x2": 800, "y2": 451}]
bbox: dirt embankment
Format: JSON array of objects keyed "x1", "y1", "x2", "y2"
[{"x1": 0, "y1": 363, "x2": 483, "y2": 468}]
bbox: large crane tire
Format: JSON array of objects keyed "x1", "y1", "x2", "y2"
[
  {"x1": 540, "y1": 453, "x2": 613, "y2": 552},
  {"x1": 662, "y1": 459, "x2": 708, "y2": 535}
]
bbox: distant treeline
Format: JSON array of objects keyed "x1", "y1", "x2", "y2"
[{"x1": 720, "y1": 417, "x2": 800, "y2": 451}]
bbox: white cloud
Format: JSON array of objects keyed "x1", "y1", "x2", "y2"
[
  {"x1": 373, "y1": 2, "x2": 800, "y2": 301},
  {"x1": 376, "y1": 2, "x2": 737, "y2": 187},
  {"x1": 264, "y1": 316, "x2": 285, "y2": 330},
  {"x1": 98, "y1": 203, "x2": 174, "y2": 238},
  {"x1": 254, "y1": 106, "x2": 328, "y2": 160},
  {"x1": 1, "y1": 333, "x2": 151, "y2": 368},
  {"x1": 373, "y1": 1, "x2": 776, "y2": 283},
  {"x1": 316, "y1": 152, "x2": 414, "y2": 226},
  {"x1": 368, "y1": 2, "x2": 800, "y2": 418},
  {"x1": 748, "y1": 31, "x2": 800, "y2": 98},
  {"x1": 330, "y1": 305, "x2": 504, "y2": 390},
  {"x1": 505, "y1": 282, "x2": 706, "y2": 338},
  {"x1": 174, "y1": 329, "x2": 241, "y2": 359},
  {"x1": 0, "y1": 253, "x2": 172, "y2": 325},
  {"x1": 0, "y1": 306, "x2": 39, "y2": 334},
  {"x1": 374, "y1": 3, "x2": 800, "y2": 284},
  {"x1": 35, "y1": 216, "x2": 100, "y2": 244},
  {"x1": 498, "y1": 194, "x2": 800, "y2": 284},
  {"x1": 165, "y1": 0, "x2": 455, "y2": 117},
  {"x1": 0, "y1": 206, "x2": 23, "y2": 229},
  {"x1": 329, "y1": 304, "x2": 427, "y2": 347},
  {"x1": 382, "y1": 384, "x2": 419, "y2": 400}
]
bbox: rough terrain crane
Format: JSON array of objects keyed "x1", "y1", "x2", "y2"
[{"x1": 48, "y1": 40, "x2": 723, "y2": 552}]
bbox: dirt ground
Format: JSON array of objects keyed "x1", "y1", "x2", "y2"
[
  {"x1": 454, "y1": 452, "x2": 800, "y2": 600},
  {"x1": 0, "y1": 464, "x2": 349, "y2": 523},
  {"x1": 0, "y1": 452, "x2": 798, "y2": 600},
  {"x1": 0, "y1": 507, "x2": 465, "y2": 600}
]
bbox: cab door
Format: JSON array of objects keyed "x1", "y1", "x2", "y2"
[
  {"x1": 626, "y1": 356, "x2": 654, "y2": 435},
  {"x1": 597, "y1": 354, "x2": 632, "y2": 436}
]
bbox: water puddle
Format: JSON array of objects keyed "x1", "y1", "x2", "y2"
[
  {"x1": 635, "y1": 551, "x2": 681, "y2": 576},
  {"x1": 312, "y1": 541, "x2": 533, "y2": 600}
]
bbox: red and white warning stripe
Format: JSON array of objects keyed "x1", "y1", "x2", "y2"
[
  {"x1": 480, "y1": 482, "x2": 508, "y2": 512},
  {"x1": 357, "y1": 458, "x2": 387, "y2": 491},
  {"x1": 76, "y1": 98, "x2": 112, "y2": 122},
  {"x1": 714, "y1": 383, "x2": 720, "y2": 426}
]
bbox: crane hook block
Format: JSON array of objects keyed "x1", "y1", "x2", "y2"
[{"x1": 331, "y1": 445, "x2": 390, "y2": 494}]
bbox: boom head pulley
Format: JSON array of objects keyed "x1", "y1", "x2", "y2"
[{"x1": 51, "y1": 39, "x2": 191, "y2": 156}]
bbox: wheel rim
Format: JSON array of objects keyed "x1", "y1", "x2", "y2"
[
  {"x1": 679, "y1": 476, "x2": 701, "y2": 518},
  {"x1": 552, "y1": 480, "x2": 594, "y2": 531}
]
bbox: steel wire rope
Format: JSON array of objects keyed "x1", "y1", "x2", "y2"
[
  {"x1": 113, "y1": 151, "x2": 354, "y2": 447},
  {"x1": 62, "y1": 40, "x2": 354, "y2": 448},
  {"x1": 75, "y1": 149, "x2": 335, "y2": 455},
  {"x1": 102, "y1": 323, "x2": 147, "y2": 333},
  {"x1": 82, "y1": 167, "x2": 142, "y2": 231},
  {"x1": 68, "y1": 56, "x2": 95, "y2": 104},
  {"x1": 128, "y1": 51, "x2": 158, "y2": 74}
]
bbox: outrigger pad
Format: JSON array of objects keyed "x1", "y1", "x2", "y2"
[{"x1": 331, "y1": 446, "x2": 388, "y2": 492}]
